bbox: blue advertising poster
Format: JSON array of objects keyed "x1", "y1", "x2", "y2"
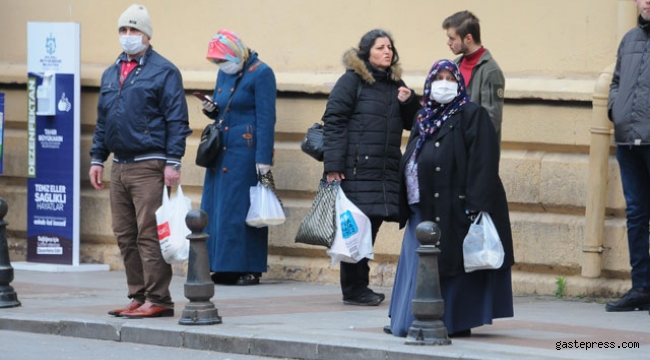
[
  {"x1": 26, "y1": 23, "x2": 80, "y2": 265},
  {"x1": 0, "y1": 92, "x2": 4, "y2": 175},
  {"x1": 26, "y1": 73, "x2": 75, "y2": 264}
]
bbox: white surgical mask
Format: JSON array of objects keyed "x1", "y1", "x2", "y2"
[
  {"x1": 119, "y1": 35, "x2": 147, "y2": 55},
  {"x1": 429, "y1": 80, "x2": 458, "y2": 104},
  {"x1": 218, "y1": 60, "x2": 243, "y2": 75}
]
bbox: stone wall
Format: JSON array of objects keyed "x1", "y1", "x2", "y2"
[{"x1": 0, "y1": 0, "x2": 637, "y2": 297}]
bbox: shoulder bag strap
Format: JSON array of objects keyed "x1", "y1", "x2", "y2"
[{"x1": 217, "y1": 69, "x2": 246, "y2": 127}]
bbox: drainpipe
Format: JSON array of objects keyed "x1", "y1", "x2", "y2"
[
  {"x1": 582, "y1": 0, "x2": 636, "y2": 278},
  {"x1": 582, "y1": 65, "x2": 613, "y2": 278}
]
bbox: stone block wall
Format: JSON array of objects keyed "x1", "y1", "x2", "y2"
[
  {"x1": 0, "y1": 74, "x2": 632, "y2": 297},
  {"x1": 0, "y1": 0, "x2": 637, "y2": 297}
]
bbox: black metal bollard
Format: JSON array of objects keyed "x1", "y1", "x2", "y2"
[
  {"x1": 178, "y1": 209, "x2": 221, "y2": 325},
  {"x1": 0, "y1": 198, "x2": 20, "y2": 308},
  {"x1": 405, "y1": 221, "x2": 450, "y2": 345}
]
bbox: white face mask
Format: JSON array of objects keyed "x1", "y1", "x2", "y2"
[
  {"x1": 218, "y1": 60, "x2": 243, "y2": 75},
  {"x1": 119, "y1": 35, "x2": 147, "y2": 55},
  {"x1": 429, "y1": 80, "x2": 458, "y2": 104}
]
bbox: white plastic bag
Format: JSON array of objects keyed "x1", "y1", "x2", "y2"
[
  {"x1": 246, "y1": 182, "x2": 286, "y2": 227},
  {"x1": 326, "y1": 187, "x2": 373, "y2": 264},
  {"x1": 155, "y1": 185, "x2": 191, "y2": 264},
  {"x1": 462, "y1": 211, "x2": 505, "y2": 272}
]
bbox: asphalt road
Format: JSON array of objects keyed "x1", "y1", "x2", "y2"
[{"x1": 0, "y1": 330, "x2": 298, "y2": 360}]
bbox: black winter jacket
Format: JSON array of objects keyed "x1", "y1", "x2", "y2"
[
  {"x1": 323, "y1": 49, "x2": 419, "y2": 221},
  {"x1": 608, "y1": 15, "x2": 650, "y2": 145}
]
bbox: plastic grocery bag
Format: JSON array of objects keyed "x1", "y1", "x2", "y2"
[
  {"x1": 462, "y1": 211, "x2": 505, "y2": 272},
  {"x1": 326, "y1": 187, "x2": 373, "y2": 264},
  {"x1": 155, "y1": 185, "x2": 191, "y2": 264},
  {"x1": 294, "y1": 180, "x2": 338, "y2": 248},
  {"x1": 246, "y1": 181, "x2": 286, "y2": 227}
]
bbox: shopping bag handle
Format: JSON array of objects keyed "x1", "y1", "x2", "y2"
[
  {"x1": 161, "y1": 185, "x2": 170, "y2": 205},
  {"x1": 175, "y1": 184, "x2": 185, "y2": 200}
]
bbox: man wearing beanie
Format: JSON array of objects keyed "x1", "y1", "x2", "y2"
[{"x1": 89, "y1": 4, "x2": 191, "y2": 318}]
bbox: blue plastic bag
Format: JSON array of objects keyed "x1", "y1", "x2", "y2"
[{"x1": 327, "y1": 187, "x2": 373, "y2": 264}]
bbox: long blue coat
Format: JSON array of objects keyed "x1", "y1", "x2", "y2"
[{"x1": 200, "y1": 52, "x2": 276, "y2": 274}]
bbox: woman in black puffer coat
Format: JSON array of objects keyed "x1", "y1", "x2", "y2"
[{"x1": 322, "y1": 29, "x2": 419, "y2": 306}]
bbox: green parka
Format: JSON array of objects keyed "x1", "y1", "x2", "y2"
[{"x1": 454, "y1": 48, "x2": 505, "y2": 142}]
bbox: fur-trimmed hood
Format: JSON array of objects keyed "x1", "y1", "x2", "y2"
[{"x1": 342, "y1": 48, "x2": 403, "y2": 84}]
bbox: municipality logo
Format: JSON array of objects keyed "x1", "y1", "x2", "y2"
[
  {"x1": 45, "y1": 33, "x2": 56, "y2": 55},
  {"x1": 40, "y1": 32, "x2": 63, "y2": 71}
]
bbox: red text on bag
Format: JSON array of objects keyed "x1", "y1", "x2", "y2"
[{"x1": 157, "y1": 222, "x2": 171, "y2": 241}]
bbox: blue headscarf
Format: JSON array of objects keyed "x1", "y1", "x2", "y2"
[{"x1": 414, "y1": 59, "x2": 470, "y2": 157}]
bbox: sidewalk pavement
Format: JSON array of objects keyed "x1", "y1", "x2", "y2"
[{"x1": 1, "y1": 269, "x2": 649, "y2": 360}]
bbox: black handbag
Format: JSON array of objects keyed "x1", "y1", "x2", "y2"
[
  {"x1": 300, "y1": 81, "x2": 362, "y2": 162},
  {"x1": 300, "y1": 123, "x2": 324, "y2": 161},
  {"x1": 195, "y1": 119, "x2": 223, "y2": 168},
  {"x1": 195, "y1": 72, "x2": 244, "y2": 169},
  {"x1": 295, "y1": 180, "x2": 339, "y2": 248}
]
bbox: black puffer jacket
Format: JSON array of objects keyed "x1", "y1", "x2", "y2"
[
  {"x1": 608, "y1": 15, "x2": 650, "y2": 145},
  {"x1": 323, "y1": 49, "x2": 419, "y2": 221}
]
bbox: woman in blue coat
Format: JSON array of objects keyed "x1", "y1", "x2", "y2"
[{"x1": 200, "y1": 29, "x2": 276, "y2": 285}]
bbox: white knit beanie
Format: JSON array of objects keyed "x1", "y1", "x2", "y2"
[{"x1": 117, "y1": 4, "x2": 153, "y2": 39}]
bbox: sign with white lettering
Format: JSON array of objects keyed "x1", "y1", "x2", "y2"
[{"x1": 26, "y1": 22, "x2": 80, "y2": 265}]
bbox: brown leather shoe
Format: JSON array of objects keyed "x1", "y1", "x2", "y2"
[
  {"x1": 107, "y1": 300, "x2": 142, "y2": 316},
  {"x1": 120, "y1": 302, "x2": 174, "y2": 319}
]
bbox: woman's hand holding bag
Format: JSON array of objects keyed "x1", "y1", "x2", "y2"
[
  {"x1": 326, "y1": 187, "x2": 373, "y2": 264},
  {"x1": 295, "y1": 180, "x2": 339, "y2": 248},
  {"x1": 246, "y1": 171, "x2": 286, "y2": 227},
  {"x1": 462, "y1": 211, "x2": 505, "y2": 272}
]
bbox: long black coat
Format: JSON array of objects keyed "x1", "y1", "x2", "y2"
[
  {"x1": 323, "y1": 49, "x2": 419, "y2": 221},
  {"x1": 398, "y1": 102, "x2": 514, "y2": 277}
]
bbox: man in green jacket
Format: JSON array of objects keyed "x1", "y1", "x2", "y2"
[{"x1": 443, "y1": 10, "x2": 505, "y2": 143}]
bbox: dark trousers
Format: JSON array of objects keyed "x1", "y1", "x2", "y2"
[
  {"x1": 616, "y1": 145, "x2": 650, "y2": 289},
  {"x1": 110, "y1": 160, "x2": 173, "y2": 308},
  {"x1": 340, "y1": 217, "x2": 384, "y2": 299}
]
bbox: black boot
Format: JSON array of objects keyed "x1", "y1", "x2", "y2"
[
  {"x1": 605, "y1": 287, "x2": 650, "y2": 312},
  {"x1": 343, "y1": 290, "x2": 385, "y2": 306}
]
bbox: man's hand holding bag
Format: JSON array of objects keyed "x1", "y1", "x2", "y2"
[{"x1": 155, "y1": 185, "x2": 191, "y2": 264}]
